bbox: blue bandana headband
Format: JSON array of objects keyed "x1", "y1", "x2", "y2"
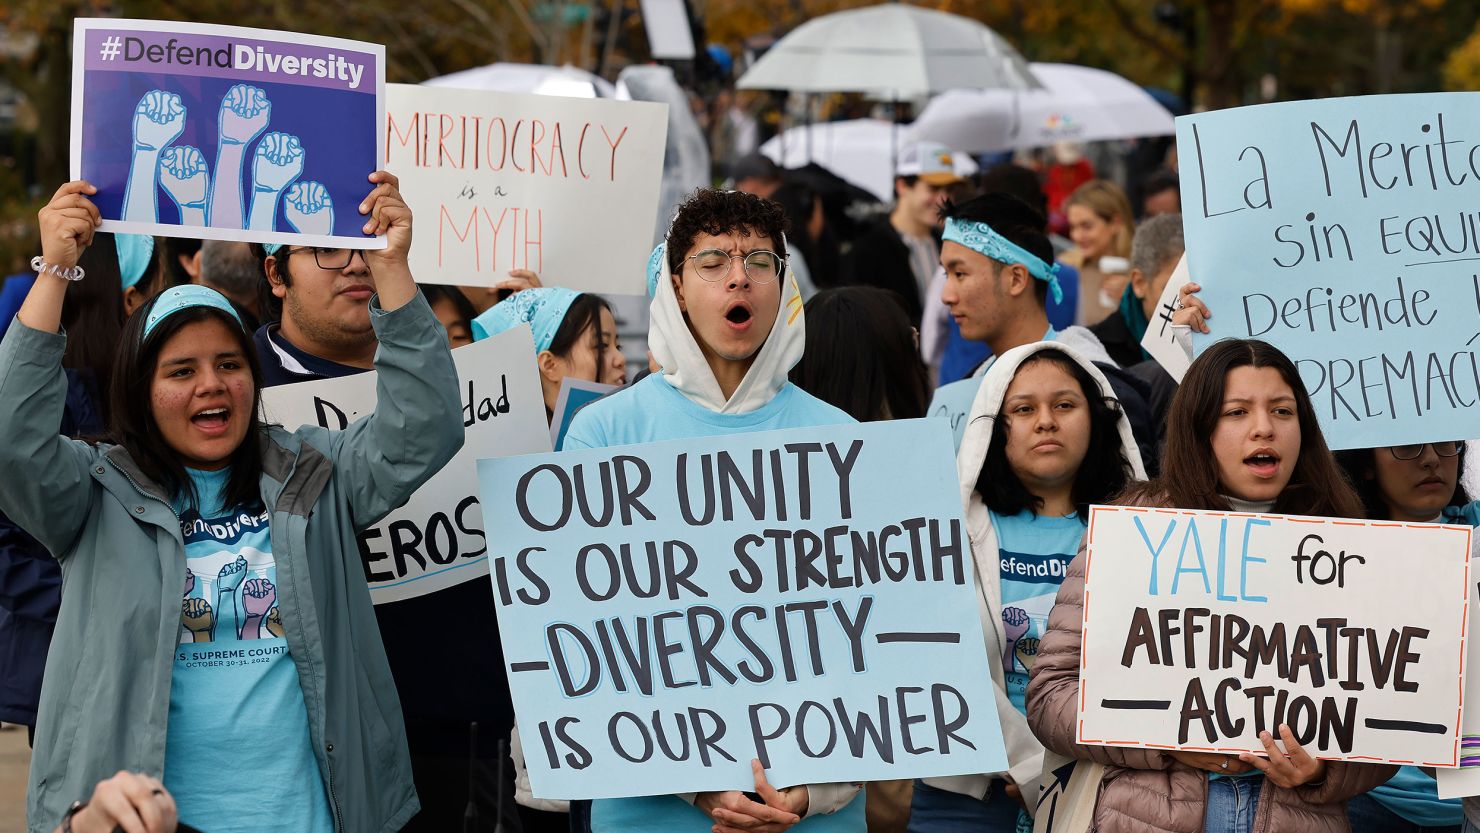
[
  {"x1": 116, "y1": 233, "x2": 155, "y2": 291},
  {"x1": 471, "y1": 286, "x2": 582, "y2": 353},
  {"x1": 143, "y1": 285, "x2": 245, "y2": 341},
  {"x1": 943, "y1": 217, "x2": 1063, "y2": 305}
]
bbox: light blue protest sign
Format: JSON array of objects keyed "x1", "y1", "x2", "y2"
[
  {"x1": 1177, "y1": 93, "x2": 1480, "y2": 449},
  {"x1": 928, "y1": 375, "x2": 981, "y2": 452},
  {"x1": 477, "y1": 419, "x2": 1006, "y2": 800}
]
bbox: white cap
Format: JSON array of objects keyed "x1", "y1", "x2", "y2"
[{"x1": 897, "y1": 141, "x2": 967, "y2": 186}]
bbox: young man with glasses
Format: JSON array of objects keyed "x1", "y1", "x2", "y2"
[
  {"x1": 248, "y1": 233, "x2": 522, "y2": 832},
  {"x1": 563, "y1": 189, "x2": 864, "y2": 832}
]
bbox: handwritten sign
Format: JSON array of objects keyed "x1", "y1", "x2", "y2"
[
  {"x1": 927, "y1": 376, "x2": 981, "y2": 453},
  {"x1": 261, "y1": 326, "x2": 550, "y2": 604},
  {"x1": 1079, "y1": 506, "x2": 1470, "y2": 765},
  {"x1": 72, "y1": 18, "x2": 384, "y2": 248},
  {"x1": 1437, "y1": 536, "x2": 1480, "y2": 798},
  {"x1": 1178, "y1": 93, "x2": 1480, "y2": 449},
  {"x1": 1139, "y1": 254, "x2": 1192, "y2": 383},
  {"x1": 477, "y1": 419, "x2": 1007, "y2": 799},
  {"x1": 384, "y1": 83, "x2": 665, "y2": 293}
]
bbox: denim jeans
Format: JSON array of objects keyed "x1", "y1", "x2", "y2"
[
  {"x1": 907, "y1": 779, "x2": 1028, "y2": 833},
  {"x1": 1348, "y1": 792, "x2": 1460, "y2": 833},
  {"x1": 1203, "y1": 777, "x2": 1261, "y2": 833}
]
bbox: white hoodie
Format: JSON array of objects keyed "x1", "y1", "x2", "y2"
[{"x1": 924, "y1": 340, "x2": 1147, "y2": 807}]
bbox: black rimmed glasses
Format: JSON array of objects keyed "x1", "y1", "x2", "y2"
[
  {"x1": 1389, "y1": 441, "x2": 1465, "y2": 461},
  {"x1": 283, "y1": 247, "x2": 368, "y2": 271},
  {"x1": 687, "y1": 249, "x2": 784, "y2": 284}
]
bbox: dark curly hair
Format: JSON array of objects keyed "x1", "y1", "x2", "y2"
[
  {"x1": 975, "y1": 349, "x2": 1131, "y2": 520},
  {"x1": 665, "y1": 188, "x2": 790, "y2": 275}
]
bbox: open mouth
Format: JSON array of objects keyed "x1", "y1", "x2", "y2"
[
  {"x1": 1243, "y1": 450, "x2": 1281, "y2": 477},
  {"x1": 192, "y1": 407, "x2": 230, "y2": 431},
  {"x1": 725, "y1": 306, "x2": 753, "y2": 325}
]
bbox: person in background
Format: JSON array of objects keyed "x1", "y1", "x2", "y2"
[
  {"x1": 1040, "y1": 142, "x2": 1095, "y2": 236},
  {"x1": 457, "y1": 268, "x2": 544, "y2": 317},
  {"x1": 731, "y1": 152, "x2": 783, "y2": 200},
  {"x1": 160, "y1": 237, "x2": 202, "y2": 288},
  {"x1": 119, "y1": 234, "x2": 171, "y2": 316},
  {"x1": 1062, "y1": 180, "x2": 1134, "y2": 325},
  {"x1": 1089, "y1": 213, "x2": 1182, "y2": 369},
  {"x1": 843, "y1": 141, "x2": 964, "y2": 326},
  {"x1": 926, "y1": 164, "x2": 1080, "y2": 384},
  {"x1": 913, "y1": 342, "x2": 1144, "y2": 833},
  {"x1": 790, "y1": 286, "x2": 928, "y2": 421},
  {"x1": 198, "y1": 240, "x2": 270, "y2": 331},
  {"x1": 1335, "y1": 441, "x2": 1470, "y2": 833},
  {"x1": 564, "y1": 188, "x2": 863, "y2": 832},
  {"x1": 1027, "y1": 339, "x2": 1395, "y2": 833},
  {"x1": 769, "y1": 180, "x2": 830, "y2": 300},
  {"x1": 471, "y1": 286, "x2": 627, "y2": 419},
  {"x1": 422, "y1": 284, "x2": 476, "y2": 348},
  {"x1": 0, "y1": 233, "x2": 123, "y2": 746},
  {"x1": 1138, "y1": 168, "x2": 1181, "y2": 217}
]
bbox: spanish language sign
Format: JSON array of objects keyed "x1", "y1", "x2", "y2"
[
  {"x1": 261, "y1": 326, "x2": 550, "y2": 604},
  {"x1": 477, "y1": 419, "x2": 1007, "y2": 799},
  {"x1": 1178, "y1": 93, "x2": 1480, "y2": 449},
  {"x1": 72, "y1": 18, "x2": 384, "y2": 247},
  {"x1": 384, "y1": 83, "x2": 665, "y2": 293},
  {"x1": 1078, "y1": 506, "x2": 1471, "y2": 766}
]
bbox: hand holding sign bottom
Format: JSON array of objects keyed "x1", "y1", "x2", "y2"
[
  {"x1": 700, "y1": 759, "x2": 806, "y2": 833},
  {"x1": 1238, "y1": 725, "x2": 1327, "y2": 788}
]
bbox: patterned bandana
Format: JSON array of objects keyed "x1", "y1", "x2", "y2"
[{"x1": 943, "y1": 217, "x2": 1063, "y2": 304}]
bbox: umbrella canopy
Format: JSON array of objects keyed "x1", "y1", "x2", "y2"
[
  {"x1": 759, "y1": 119, "x2": 977, "y2": 202},
  {"x1": 426, "y1": 62, "x2": 617, "y2": 98},
  {"x1": 736, "y1": 4, "x2": 1039, "y2": 97},
  {"x1": 909, "y1": 63, "x2": 1176, "y2": 154}
]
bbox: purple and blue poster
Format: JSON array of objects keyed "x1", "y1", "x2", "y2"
[{"x1": 71, "y1": 19, "x2": 385, "y2": 248}]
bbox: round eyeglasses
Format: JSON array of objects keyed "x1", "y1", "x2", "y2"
[
  {"x1": 687, "y1": 249, "x2": 784, "y2": 284},
  {"x1": 282, "y1": 246, "x2": 368, "y2": 271},
  {"x1": 1389, "y1": 441, "x2": 1465, "y2": 461}
]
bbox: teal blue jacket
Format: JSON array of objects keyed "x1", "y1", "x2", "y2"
[{"x1": 0, "y1": 293, "x2": 464, "y2": 833}]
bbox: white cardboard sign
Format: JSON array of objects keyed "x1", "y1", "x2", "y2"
[
  {"x1": 1079, "y1": 506, "x2": 1471, "y2": 766},
  {"x1": 261, "y1": 326, "x2": 551, "y2": 604},
  {"x1": 1138, "y1": 254, "x2": 1192, "y2": 383},
  {"x1": 384, "y1": 83, "x2": 666, "y2": 294}
]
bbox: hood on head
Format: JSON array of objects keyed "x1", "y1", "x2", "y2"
[
  {"x1": 957, "y1": 340, "x2": 1146, "y2": 509},
  {"x1": 647, "y1": 235, "x2": 806, "y2": 414}
]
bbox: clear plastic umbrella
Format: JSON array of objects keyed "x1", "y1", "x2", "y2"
[
  {"x1": 736, "y1": 4, "x2": 1040, "y2": 97},
  {"x1": 909, "y1": 63, "x2": 1176, "y2": 154},
  {"x1": 759, "y1": 120, "x2": 977, "y2": 202}
]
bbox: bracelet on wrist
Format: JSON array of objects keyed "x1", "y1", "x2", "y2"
[
  {"x1": 61, "y1": 799, "x2": 87, "y2": 833},
  {"x1": 32, "y1": 256, "x2": 86, "y2": 282}
]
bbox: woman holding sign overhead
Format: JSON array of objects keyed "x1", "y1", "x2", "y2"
[
  {"x1": 910, "y1": 340, "x2": 1146, "y2": 832},
  {"x1": 1025, "y1": 339, "x2": 1394, "y2": 833},
  {"x1": 1, "y1": 178, "x2": 463, "y2": 833}
]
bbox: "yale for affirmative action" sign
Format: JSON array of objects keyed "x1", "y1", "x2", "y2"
[{"x1": 1079, "y1": 506, "x2": 1471, "y2": 766}]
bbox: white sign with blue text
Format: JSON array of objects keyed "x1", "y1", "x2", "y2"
[
  {"x1": 1078, "y1": 506, "x2": 1471, "y2": 765},
  {"x1": 1178, "y1": 93, "x2": 1480, "y2": 449},
  {"x1": 477, "y1": 419, "x2": 1007, "y2": 799}
]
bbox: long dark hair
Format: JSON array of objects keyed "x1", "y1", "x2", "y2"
[
  {"x1": 790, "y1": 286, "x2": 929, "y2": 421},
  {"x1": 1335, "y1": 445, "x2": 1473, "y2": 520},
  {"x1": 108, "y1": 299, "x2": 267, "y2": 513},
  {"x1": 1119, "y1": 338, "x2": 1363, "y2": 517},
  {"x1": 975, "y1": 349, "x2": 1130, "y2": 520},
  {"x1": 546, "y1": 293, "x2": 610, "y2": 362},
  {"x1": 65, "y1": 234, "x2": 128, "y2": 409}
]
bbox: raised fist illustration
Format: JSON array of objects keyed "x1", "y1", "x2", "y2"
[
  {"x1": 218, "y1": 84, "x2": 271, "y2": 146},
  {"x1": 284, "y1": 181, "x2": 334, "y2": 235},
  {"x1": 133, "y1": 90, "x2": 186, "y2": 153},
  {"x1": 159, "y1": 146, "x2": 210, "y2": 223},
  {"x1": 252, "y1": 133, "x2": 305, "y2": 193},
  {"x1": 216, "y1": 555, "x2": 248, "y2": 595},
  {"x1": 182, "y1": 597, "x2": 215, "y2": 642}
]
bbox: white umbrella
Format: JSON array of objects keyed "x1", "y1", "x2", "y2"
[
  {"x1": 759, "y1": 119, "x2": 977, "y2": 202},
  {"x1": 736, "y1": 4, "x2": 1039, "y2": 97},
  {"x1": 426, "y1": 62, "x2": 617, "y2": 98},
  {"x1": 909, "y1": 63, "x2": 1176, "y2": 154}
]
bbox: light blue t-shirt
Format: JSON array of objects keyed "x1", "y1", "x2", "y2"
[
  {"x1": 165, "y1": 467, "x2": 333, "y2": 833},
  {"x1": 568, "y1": 374, "x2": 864, "y2": 832},
  {"x1": 992, "y1": 509, "x2": 1085, "y2": 715}
]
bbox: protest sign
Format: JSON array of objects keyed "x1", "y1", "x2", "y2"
[
  {"x1": 1139, "y1": 254, "x2": 1193, "y2": 383},
  {"x1": 1437, "y1": 536, "x2": 1480, "y2": 798},
  {"x1": 72, "y1": 19, "x2": 384, "y2": 248},
  {"x1": 1178, "y1": 93, "x2": 1480, "y2": 449},
  {"x1": 261, "y1": 327, "x2": 549, "y2": 604},
  {"x1": 928, "y1": 376, "x2": 980, "y2": 453},
  {"x1": 550, "y1": 378, "x2": 619, "y2": 451},
  {"x1": 477, "y1": 419, "x2": 1007, "y2": 799},
  {"x1": 1079, "y1": 506, "x2": 1471, "y2": 765},
  {"x1": 384, "y1": 83, "x2": 665, "y2": 293}
]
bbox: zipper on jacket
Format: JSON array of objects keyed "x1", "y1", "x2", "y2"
[{"x1": 325, "y1": 741, "x2": 346, "y2": 833}]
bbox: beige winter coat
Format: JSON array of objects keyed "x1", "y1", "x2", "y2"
[{"x1": 1026, "y1": 518, "x2": 1397, "y2": 833}]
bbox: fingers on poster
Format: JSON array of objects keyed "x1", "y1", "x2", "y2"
[{"x1": 121, "y1": 84, "x2": 326, "y2": 232}]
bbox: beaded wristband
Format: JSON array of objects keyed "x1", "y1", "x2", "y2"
[{"x1": 31, "y1": 256, "x2": 86, "y2": 282}]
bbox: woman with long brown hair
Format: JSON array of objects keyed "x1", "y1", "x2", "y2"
[{"x1": 1025, "y1": 338, "x2": 1391, "y2": 833}]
